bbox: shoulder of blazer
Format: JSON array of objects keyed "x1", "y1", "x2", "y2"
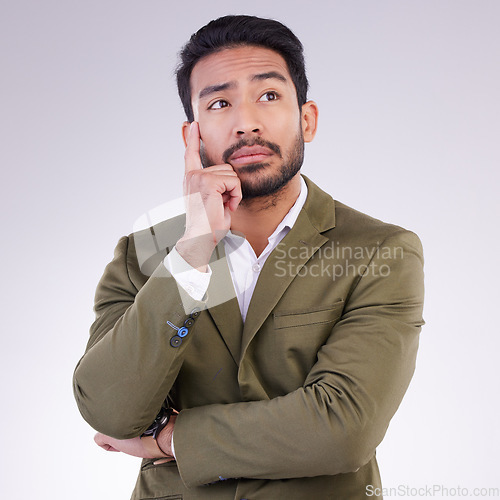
[{"x1": 301, "y1": 174, "x2": 419, "y2": 247}]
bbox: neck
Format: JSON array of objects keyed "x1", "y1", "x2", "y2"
[{"x1": 230, "y1": 173, "x2": 302, "y2": 257}]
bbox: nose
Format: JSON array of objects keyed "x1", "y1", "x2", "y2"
[{"x1": 233, "y1": 102, "x2": 262, "y2": 137}]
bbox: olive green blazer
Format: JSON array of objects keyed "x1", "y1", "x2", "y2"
[{"x1": 74, "y1": 176, "x2": 424, "y2": 500}]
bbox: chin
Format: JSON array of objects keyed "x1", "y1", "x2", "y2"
[{"x1": 240, "y1": 174, "x2": 293, "y2": 200}]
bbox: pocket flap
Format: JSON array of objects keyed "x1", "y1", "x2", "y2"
[{"x1": 273, "y1": 301, "x2": 344, "y2": 330}]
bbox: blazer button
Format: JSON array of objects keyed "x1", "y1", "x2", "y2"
[
  {"x1": 170, "y1": 335, "x2": 182, "y2": 348},
  {"x1": 190, "y1": 307, "x2": 201, "y2": 318},
  {"x1": 184, "y1": 318, "x2": 195, "y2": 328},
  {"x1": 177, "y1": 327, "x2": 188, "y2": 338}
]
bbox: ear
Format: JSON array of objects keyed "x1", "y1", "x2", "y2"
[
  {"x1": 300, "y1": 101, "x2": 319, "y2": 143},
  {"x1": 181, "y1": 121, "x2": 191, "y2": 147}
]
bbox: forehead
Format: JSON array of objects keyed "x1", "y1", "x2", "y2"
[{"x1": 190, "y1": 45, "x2": 292, "y2": 94}]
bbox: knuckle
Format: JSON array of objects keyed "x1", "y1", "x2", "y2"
[{"x1": 198, "y1": 174, "x2": 211, "y2": 190}]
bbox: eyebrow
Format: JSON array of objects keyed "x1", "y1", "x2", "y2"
[
  {"x1": 198, "y1": 72, "x2": 288, "y2": 100},
  {"x1": 251, "y1": 71, "x2": 288, "y2": 83},
  {"x1": 199, "y1": 81, "x2": 236, "y2": 100}
]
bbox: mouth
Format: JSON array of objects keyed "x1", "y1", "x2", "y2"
[{"x1": 228, "y1": 146, "x2": 273, "y2": 166}]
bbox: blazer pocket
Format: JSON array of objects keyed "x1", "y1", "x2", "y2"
[
  {"x1": 273, "y1": 301, "x2": 344, "y2": 330},
  {"x1": 133, "y1": 460, "x2": 183, "y2": 500},
  {"x1": 265, "y1": 301, "x2": 345, "y2": 392}
]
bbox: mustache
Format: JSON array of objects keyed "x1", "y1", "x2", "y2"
[{"x1": 222, "y1": 137, "x2": 282, "y2": 164}]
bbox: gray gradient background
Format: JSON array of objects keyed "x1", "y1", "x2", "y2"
[{"x1": 1, "y1": 1, "x2": 499, "y2": 498}]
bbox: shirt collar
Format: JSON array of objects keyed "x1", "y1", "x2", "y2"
[{"x1": 267, "y1": 175, "x2": 308, "y2": 243}]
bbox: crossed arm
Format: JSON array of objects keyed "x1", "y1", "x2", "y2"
[
  {"x1": 74, "y1": 229, "x2": 424, "y2": 487},
  {"x1": 94, "y1": 413, "x2": 176, "y2": 463}
]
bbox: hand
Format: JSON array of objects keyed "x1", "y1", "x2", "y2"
[
  {"x1": 177, "y1": 122, "x2": 242, "y2": 270},
  {"x1": 94, "y1": 415, "x2": 177, "y2": 463},
  {"x1": 94, "y1": 433, "x2": 168, "y2": 459}
]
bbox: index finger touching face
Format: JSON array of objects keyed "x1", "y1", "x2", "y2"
[{"x1": 184, "y1": 121, "x2": 202, "y2": 173}]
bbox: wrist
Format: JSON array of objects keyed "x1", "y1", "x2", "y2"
[
  {"x1": 176, "y1": 234, "x2": 216, "y2": 271},
  {"x1": 140, "y1": 435, "x2": 169, "y2": 458},
  {"x1": 140, "y1": 406, "x2": 175, "y2": 458},
  {"x1": 157, "y1": 414, "x2": 177, "y2": 457}
]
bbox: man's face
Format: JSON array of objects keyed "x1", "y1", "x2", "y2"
[{"x1": 187, "y1": 45, "x2": 314, "y2": 200}]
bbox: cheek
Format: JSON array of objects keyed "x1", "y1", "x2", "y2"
[
  {"x1": 198, "y1": 120, "x2": 231, "y2": 153},
  {"x1": 270, "y1": 106, "x2": 301, "y2": 132},
  {"x1": 199, "y1": 134, "x2": 225, "y2": 165},
  {"x1": 273, "y1": 115, "x2": 302, "y2": 148}
]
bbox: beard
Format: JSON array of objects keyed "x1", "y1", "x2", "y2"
[{"x1": 200, "y1": 129, "x2": 305, "y2": 200}]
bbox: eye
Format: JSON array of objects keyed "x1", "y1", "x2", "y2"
[
  {"x1": 259, "y1": 91, "x2": 280, "y2": 102},
  {"x1": 208, "y1": 99, "x2": 229, "y2": 110}
]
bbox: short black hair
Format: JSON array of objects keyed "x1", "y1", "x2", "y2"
[{"x1": 176, "y1": 15, "x2": 309, "y2": 122}]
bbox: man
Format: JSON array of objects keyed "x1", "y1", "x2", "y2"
[{"x1": 74, "y1": 15, "x2": 424, "y2": 500}]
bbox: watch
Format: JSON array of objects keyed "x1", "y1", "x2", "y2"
[{"x1": 140, "y1": 405, "x2": 175, "y2": 457}]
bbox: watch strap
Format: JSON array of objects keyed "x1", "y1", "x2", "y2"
[
  {"x1": 153, "y1": 407, "x2": 174, "y2": 440},
  {"x1": 140, "y1": 405, "x2": 175, "y2": 457}
]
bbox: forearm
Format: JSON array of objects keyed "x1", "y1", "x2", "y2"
[
  {"x1": 174, "y1": 320, "x2": 419, "y2": 486},
  {"x1": 93, "y1": 413, "x2": 177, "y2": 460}
]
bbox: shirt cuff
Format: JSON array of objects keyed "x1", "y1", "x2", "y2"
[
  {"x1": 164, "y1": 247, "x2": 211, "y2": 301},
  {"x1": 171, "y1": 431, "x2": 176, "y2": 459}
]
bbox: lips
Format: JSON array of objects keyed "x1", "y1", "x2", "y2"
[{"x1": 229, "y1": 145, "x2": 273, "y2": 165}]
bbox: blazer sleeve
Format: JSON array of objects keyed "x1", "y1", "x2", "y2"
[
  {"x1": 73, "y1": 235, "x2": 206, "y2": 439},
  {"x1": 172, "y1": 230, "x2": 425, "y2": 487}
]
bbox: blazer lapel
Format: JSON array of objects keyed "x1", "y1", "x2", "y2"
[
  {"x1": 240, "y1": 176, "x2": 336, "y2": 360},
  {"x1": 206, "y1": 243, "x2": 243, "y2": 366}
]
